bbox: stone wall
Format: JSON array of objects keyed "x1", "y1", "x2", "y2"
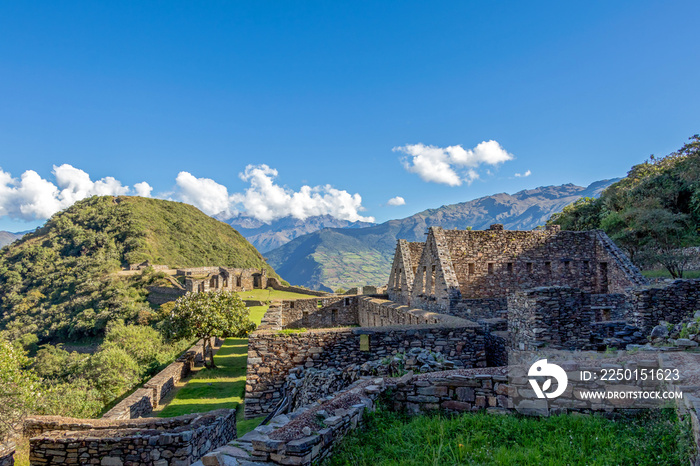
[
  {"x1": 101, "y1": 340, "x2": 203, "y2": 420},
  {"x1": 101, "y1": 388, "x2": 154, "y2": 421},
  {"x1": 357, "y1": 296, "x2": 472, "y2": 327},
  {"x1": 628, "y1": 279, "x2": 700, "y2": 332},
  {"x1": 508, "y1": 287, "x2": 594, "y2": 351},
  {"x1": 140, "y1": 350, "x2": 196, "y2": 407},
  {"x1": 146, "y1": 285, "x2": 186, "y2": 305},
  {"x1": 590, "y1": 293, "x2": 629, "y2": 321},
  {"x1": 175, "y1": 267, "x2": 222, "y2": 276},
  {"x1": 245, "y1": 322, "x2": 485, "y2": 418},
  {"x1": 246, "y1": 379, "x2": 384, "y2": 465},
  {"x1": 267, "y1": 277, "x2": 329, "y2": 297},
  {"x1": 28, "y1": 409, "x2": 236, "y2": 466},
  {"x1": 24, "y1": 414, "x2": 208, "y2": 438},
  {"x1": 0, "y1": 444, "x2": 13, "y2": 466},
  {"x1": 450, "y1": 298, "x2": 507, "y2": 320},
  {"x1": 184, "y1": 267, "x2": 267, "y2": 293},
  {"x1": 594, "y1": 230, "x2": 649, "y2": 293},
  {"x1": 387, "y1": 240, "x2": 424, "y2": 305},
  {"x1": 278, "y1": 296, "x2": 359, "y2": 329},
  {"x1": 396, "y1": 225, "x2": 647, "y2": 313}
]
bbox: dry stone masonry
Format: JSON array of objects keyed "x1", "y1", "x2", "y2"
[
  {"x1": 28, "y1": 410, "x2": 236, "y2": 466},
  {"x1": 388, "y1": 225, "x2": 647, "y2": 313}
]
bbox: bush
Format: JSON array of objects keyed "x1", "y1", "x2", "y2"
[
  {"x1": 85, "y1": 346, "x2": 141, "y2": 402},
  {"x1": 0, "y1": 338, "x2": 39, "y2": 440}
]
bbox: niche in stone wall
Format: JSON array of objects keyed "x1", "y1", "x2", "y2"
[{"x1": 360, "y1": 334, "x2": 370, "y2": 351}]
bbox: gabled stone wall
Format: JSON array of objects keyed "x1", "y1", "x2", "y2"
[
  {"x1": 410, "y1": 227, "x2": 461, "y2": 312},
  {"x1": 387, "y1": 240, "x2": 423, "y2": 305},
  {"x1": 392, "y1": 225, "x2": 647, "y2": 313}
]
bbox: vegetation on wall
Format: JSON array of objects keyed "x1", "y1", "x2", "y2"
[
  {"x1": 550, "y1": 135, "x2": 700, "y2": 277},
  {"x1": 0, "y1": 195, "x2": 280, "y2": 342}
]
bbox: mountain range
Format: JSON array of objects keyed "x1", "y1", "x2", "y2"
[
  {"x1": 0, "y1": 231, "x2": 28, "y2": 248},
  {"x1": 228, "y1": 214, "x2": 374, "y2": 253},
  {"x1": 262, "y1": 179, "x2": 618, "y2": 291}
]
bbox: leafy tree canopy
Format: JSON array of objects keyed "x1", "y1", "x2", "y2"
[
  {"x1": 164, "y1": 291, "x2": 256, "y2": 368},
  {"x1": 549, "y1": 135, "x2": 700, "y2": 277}
]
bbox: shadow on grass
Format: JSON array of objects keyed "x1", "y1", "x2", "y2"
[{"x1": 157, "y1": 337, "x2": 248, "y2": 418}]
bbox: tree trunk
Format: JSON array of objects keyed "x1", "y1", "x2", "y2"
[{"x1": 206, "y1": 337, "x2": 217, "y2": 368}]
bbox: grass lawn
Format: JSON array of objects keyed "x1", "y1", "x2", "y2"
[
  {"x1": 156, "y1": 338, "x2": 266, "y2": 436},
  {"x1": 642, "y1": 269, "x2": 700, "y2": 279},
  {"x1": 158, "y1": 338, "x2": 248, "y2": 418},
  {"x1": 326, "y1": 408, "x2": 693, "y2": 466},
  {"x1": 237, "y1": 288, "x2": 320, "y2": 302}
]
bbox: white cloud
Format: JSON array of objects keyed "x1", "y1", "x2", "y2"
[
  {"x1": 175, "y1": 172, "x2": 238, "y2": 218},
  {"x1": 133, "y1": 182, "x2": 153, "y2": 197},
  {"x1": 0, "y1": 163, "x2": 375, "y2": 225},
  {"x1": 227, "y1": 164, "x2": 374, "y2": 223},
  {"x1": 514, "y1": 170, "x2": 532, "y2": 178},
  {"x1": 387, "y1": 196, "x2": 406, "y2": 206},
  {"x1": 0, "y1": 165, "x2": 149, "y2": 221},
  {"x1": 394, "y1": 141, "x2": 514, "y2": 186}
]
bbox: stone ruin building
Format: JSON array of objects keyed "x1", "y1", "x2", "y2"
[
  {"x1": 177, "y1": 266, "x2": 268, "y2": 293},
  {"x1": 387, "y1": 224, "x2": 646, "y2": 314}
]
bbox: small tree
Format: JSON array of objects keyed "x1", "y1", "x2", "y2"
[
  {"x1": 0, "y1": 339, "x2": 39, "y2": 441},
  {"x1": 165, "y1": 291, "x2": 256, "y2": 368}
]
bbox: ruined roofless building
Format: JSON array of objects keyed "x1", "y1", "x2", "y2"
[
  {"x1": 178, "y1": 267, "x2": 268, "y2": 293},
  {"x1": 387, "y1": 224, "x2": 647, "y2": 313}
]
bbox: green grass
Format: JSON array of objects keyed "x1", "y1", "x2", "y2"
[
  {"x1": 237, "y1": 288, "x2": 319, "y2": 301},
  {"x1": 326, "y1": 408, "x2": 693, "y2": 466},
  {"x1": 158, "y1": 338, "x2": 248, "y2": 418},
  {"x1": 642, "y1": 269, "x2": 700, "y2": 279},
  {"x1": 248, "y1": 305, "x2": 269, "y2": 325},
  {"x1": 243, "y1": 288, "x2": 321, "y2": 326},
  {"x1": 237, "y1": 415, "x2": 266, "y2": 436}
]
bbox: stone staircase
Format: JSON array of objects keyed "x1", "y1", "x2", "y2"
[
  {"x1": 595, "y1": 230, "x2": 649, "y2": 287},
  {"x1": 193, "y1": 414, "x2": 294, "y2": 465}
]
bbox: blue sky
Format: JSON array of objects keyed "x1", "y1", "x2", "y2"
[{"x1": 0, "y1": 1, "x2": 698, "y2": 231}]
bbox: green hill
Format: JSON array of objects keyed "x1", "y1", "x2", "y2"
[{"x1": 0, "y1": 195, "x2": 281, "y2": 342}]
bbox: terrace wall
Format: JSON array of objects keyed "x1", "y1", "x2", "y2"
[
  {"x1": 245, "y1": 322, "x2": 485, "y2": 418},
  {"x1": 508, "y1": 287, "x2": 594, "y2": 351},
  {"x1": 28, "y1": 410, "x2": 235, "y2": 465},
  {"x1": 0, "y1": 444, "x2": 13, "y2": 466},
  {"x1": 628, "y1": 279, "x2": 700, "y2": 333}
]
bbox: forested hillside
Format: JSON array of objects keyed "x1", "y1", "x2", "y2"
[
  {"x1": 550, "y1": 135, "x2": 700, "y2": 277},
  {"x1": 0, "y1": 195, "x2": 280, "y2": 342}
]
